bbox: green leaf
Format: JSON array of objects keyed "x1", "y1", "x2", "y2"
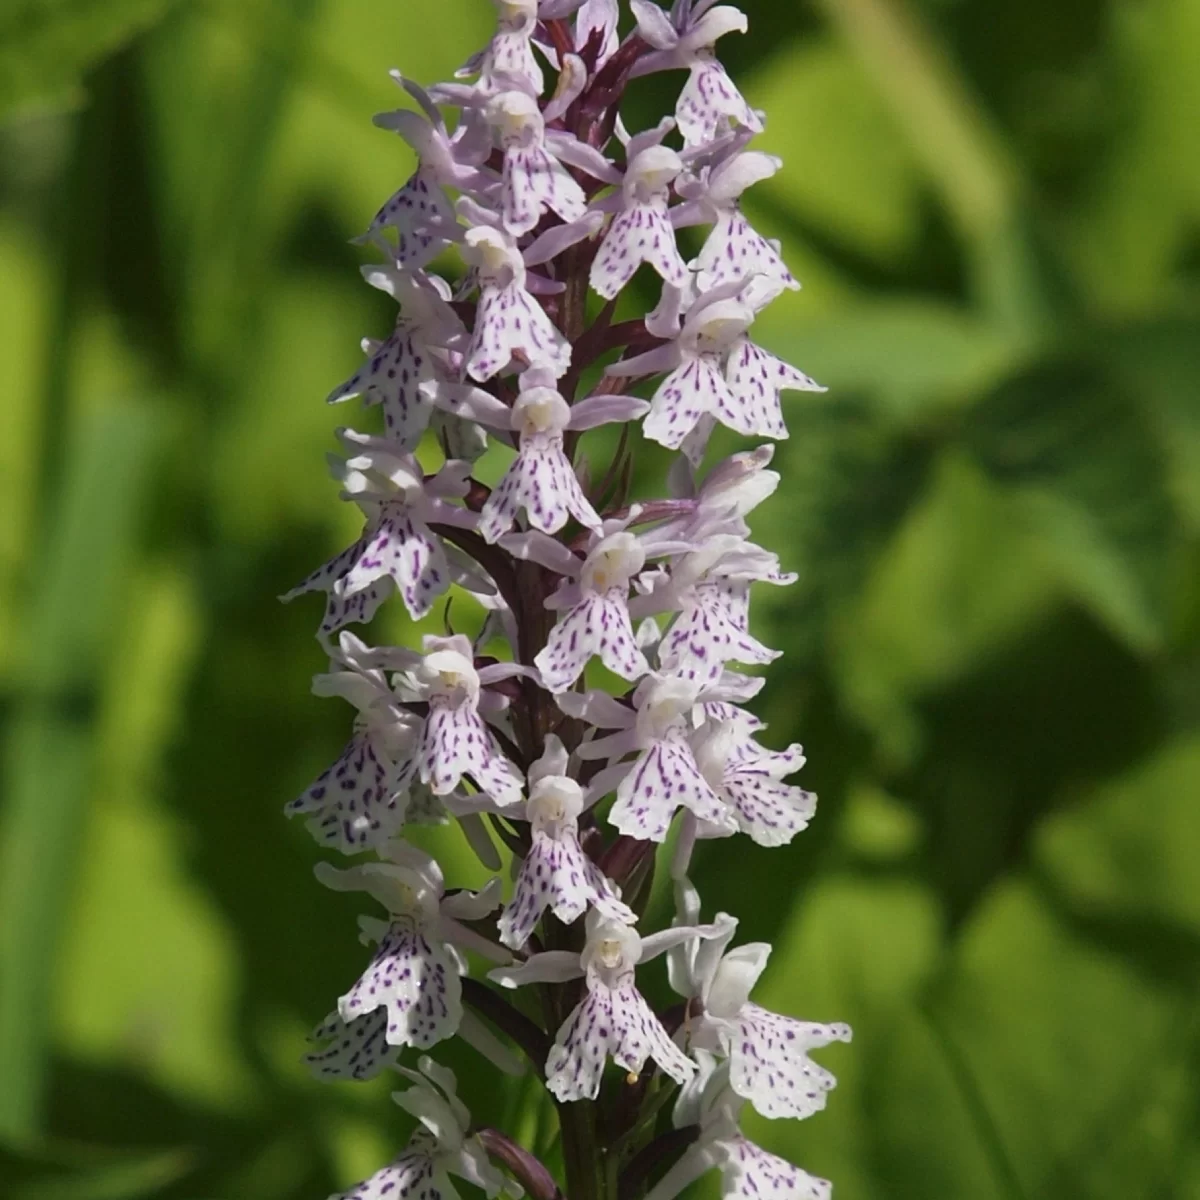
[
  {"x1": 754, "y1": 297, "x2": 1029, "y2": 420},
  {"x1": 1065, "y1": 0, "x2": 1200, "y2": 310},
  {"x1": 812, "y1": 0, "x2": 1018, "y2": 245},
  {"x1": 0, "y1": 1, "x2": 174, "y2": 119},
  {"x1": 0, "y1": 1139, "x2": 192, "y2": 1199},
  {"x1": 739, "y1": 873, "x2": 1009, "y2": 1200},
  {"x1": 53, "y1": 566, "x2": 254, "y2": 1110},
  {"x1": 1034, "y1": 736, "x2": 1200, "y2": 944},
  {"x1": 809, "y1": 0, "x2": 1067, "y2": 334},
  {"x1": 961, "y1": 358, "x2": 1176, "y2": 652},
  {"x1": 744, "y1": 39, "x2": 923, "y2": 261},
  {"x1": 1099, "y1": 313, "x2": 1200, "y2": 530},
  {"x1": 833, "y1": 451, "x2": 1059, "y2": 764},
  {"x1": 929, "y1": 880, "x2": 1194, "y2": 1200},
  {"x1": 753, "y1": 397, "x2": 937, "y2": 665},
  {"x1": 0, "y1": 403, "x2": 161, "y2": 1139},
  {"x1": 0, "y1": 223, "x2": 51, "y2": 679},
  {"x1": 748, "y1": 863, "x2": 1199, "y2": 1200}
]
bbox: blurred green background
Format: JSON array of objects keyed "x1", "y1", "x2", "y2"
[{"x1": 2, "y1": 0, "x2": 1199, "y2": 1197}]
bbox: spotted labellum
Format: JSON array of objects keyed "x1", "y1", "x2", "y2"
[{"x1": 283, "y1": 4, "x2": 850, "y2": 1199}]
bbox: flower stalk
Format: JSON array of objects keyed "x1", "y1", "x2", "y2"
[{"x1": 284, "y1": 3, "x2": 851, "y2": 1198}]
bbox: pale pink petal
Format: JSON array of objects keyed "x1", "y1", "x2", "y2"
[
  {"x1": 321, "y1": 579, "x2": 392, "y2": 635},
  {"x1": 719, "y1": 739, "x2": 814, "y2": 846},
  {"x1": 339, "y1": 920, "x2": 463, "y2": 1048},
  {"x1": 676, "y1": 61, "x2": 762, "y2": 148},
  {"x1": 305, "y1": 1009, "x2": 400, "y2": 1081},
  {"x1": 546, "y1": 981, "x2": 695, "y2": 1101},
  {"x1": 326, "y1": 327, "x2": 437, "y2": 449},
  {"x1": 282, "y1": 540, "x2": 362, "y2": 605},
  {"x1": 467, "y1": 284, "x2": 572, "y2": 381},
  {"x1": 330, "y1": 1143, "x2": 442, "y2": 1200},
  {"x1": 498, "y1": 831, "x2": 635, "y2": 949},
  {"x1": 412, "y1": 703, "x2": 523, "y2": 806},
  {"x1": 658, "y1": 591, "x2": 780, "y2": 687},
  {"x1": 729, "y1": 739, "x2": 807, "y2": 775},
  {"x1": 644, "y1": 357, "x2": 739, "y2": 450},
  {"x1": 701, "y1": 700, "x2": 763, "y2": 731},
  {"x1": 725, "y1": 340, "x2": 823, "y2": 440},
  {"x1": 610, "y1": 732, "x2": 731, "y2": 842},
  {"x1": 284, "y1": 505, "x2": 452, "y2": 629},
  {"x1": 359, "y1": 165, "x2": 457, "y2": 266},
  {"x1": 723, "y1": 774, "x2": 815, "y2": 847},
  {"x1": 727, "y1": 1004, "x2": 851, "y2": 1120},
  {"x1": 534, "y1": 592, "x2": 650, "y2": 693},
  {"x1": 283, "y1": 540, "x2": 394, "y2": 634},
  {"x1": 286, "y1": 732, "x2": 405, "y2": 853},
  {"x1": 477, "y1": 442, "x2": 601, "y2": 543},
  {"x1": 503, "y1": 146, "x2": 588, "y2": 234},
  {"x1": 695, "y1": 209, "x2": 797, "y2": 293},
  {"x1": 717, "y1": 1137, "x2": 831, "y2": 1200},
  {"x1": 590, "y1": 204, "x2": 690, "y2": 300},
  {"x1": 341, "y1": 508, "x2": 452, "y2": 621},
  {"x1": 486, "y1": 30, "x2": 543, "y2": 92}
]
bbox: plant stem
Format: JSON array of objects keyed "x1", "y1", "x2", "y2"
[
  {"x1": 526, "y1": 205, "x2": 624, "y2": 1200},
  {"x1": 559, "y1": 1098, "x2": 605, "y2": 1200}
]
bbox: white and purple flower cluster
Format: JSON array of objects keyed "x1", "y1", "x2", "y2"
[{"x1": 285, "y1": 3, "x2": 849, "y2": 1197}]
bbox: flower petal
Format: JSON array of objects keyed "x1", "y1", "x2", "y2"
[
  {"x1": 725, "y1": 339, "x2": 823, "y2": 440},
  {"x1": 467, "y1": 283, "x2": 572, "y2": 381},
  {"x1": 339, "y1": 920, "x2": 463, "y2": 1049},
  {"x1": 546, "y1": 981, "x2": 695, "y2": 1101},
  {"x1": 286, "y1": 732, "x2": 405, "y2": 853},
  {"x1": 305, "y1": 1009, "x2": 400, "y2": 1081},
  {"x1": 658, "y1": 592, "x2": 779, "y2": 687},
  {"x1": 717, "y1": 1136, "x2": 831, "y2": 1200},
  {"x1": 535, "y1": 591, "x2": 649, "y2": 693},
  {"x1": 695, "y1": 209, "x2": 797, "y2": 294},
  {"x1": 644, "y1": 357, "x2": 738, "y2": 451},
  {"x1": 327, "y1": 326, "x2": 438, "y2": 449},
  {"x1": 329, "y1": 1145, "x2": 443, "y2": 1200},
  {"x1": 342, "y1": 509, "x2": 452, "y2": 621},
  {"x1": 590, "y1": 203, "x2": 689, "y2": 300},
  {"x1": 478, "y1": 442, "x2": 601, "y2": 543},
  {"x1": 610, "y1": 732, "x2": 733, "y2": 843},
  {"x1": 727, "y1": 1003, "x2": 851, "y2": 1120},
  {"x1": 499, "y1": 832, "x2": 634, "y2": 949},
  {"x1": 677, "y1": 61, "x2": 762, "y2": 148},
  {"x1": 503, "y1": 147, "x2": 587, "y2": 234},
  {"x1": 412, "y1": 705, "x2": 524, "y2": 806},
  {"x1": 359, "y1": 165, "x2": 458, "y2": 268}
]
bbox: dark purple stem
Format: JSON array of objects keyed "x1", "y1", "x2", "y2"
[
  {"x1": 577, "y1": 37, "x2": 651, "y2": 149},
  {"x1": 478, "y1": 1128, "x2": 564, "y2": 1200},
  {"x1": 596, "y1": 833, "x2": 655, "y2": 886}
]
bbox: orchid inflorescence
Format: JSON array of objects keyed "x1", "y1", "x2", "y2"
[{"x1": 284, "y1": 2, "x2": 850, "y2": 1197}]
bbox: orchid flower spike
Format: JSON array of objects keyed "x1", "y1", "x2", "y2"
[{"x1": 286, "y1": 6, "x2": 848, "y2": 1198}]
